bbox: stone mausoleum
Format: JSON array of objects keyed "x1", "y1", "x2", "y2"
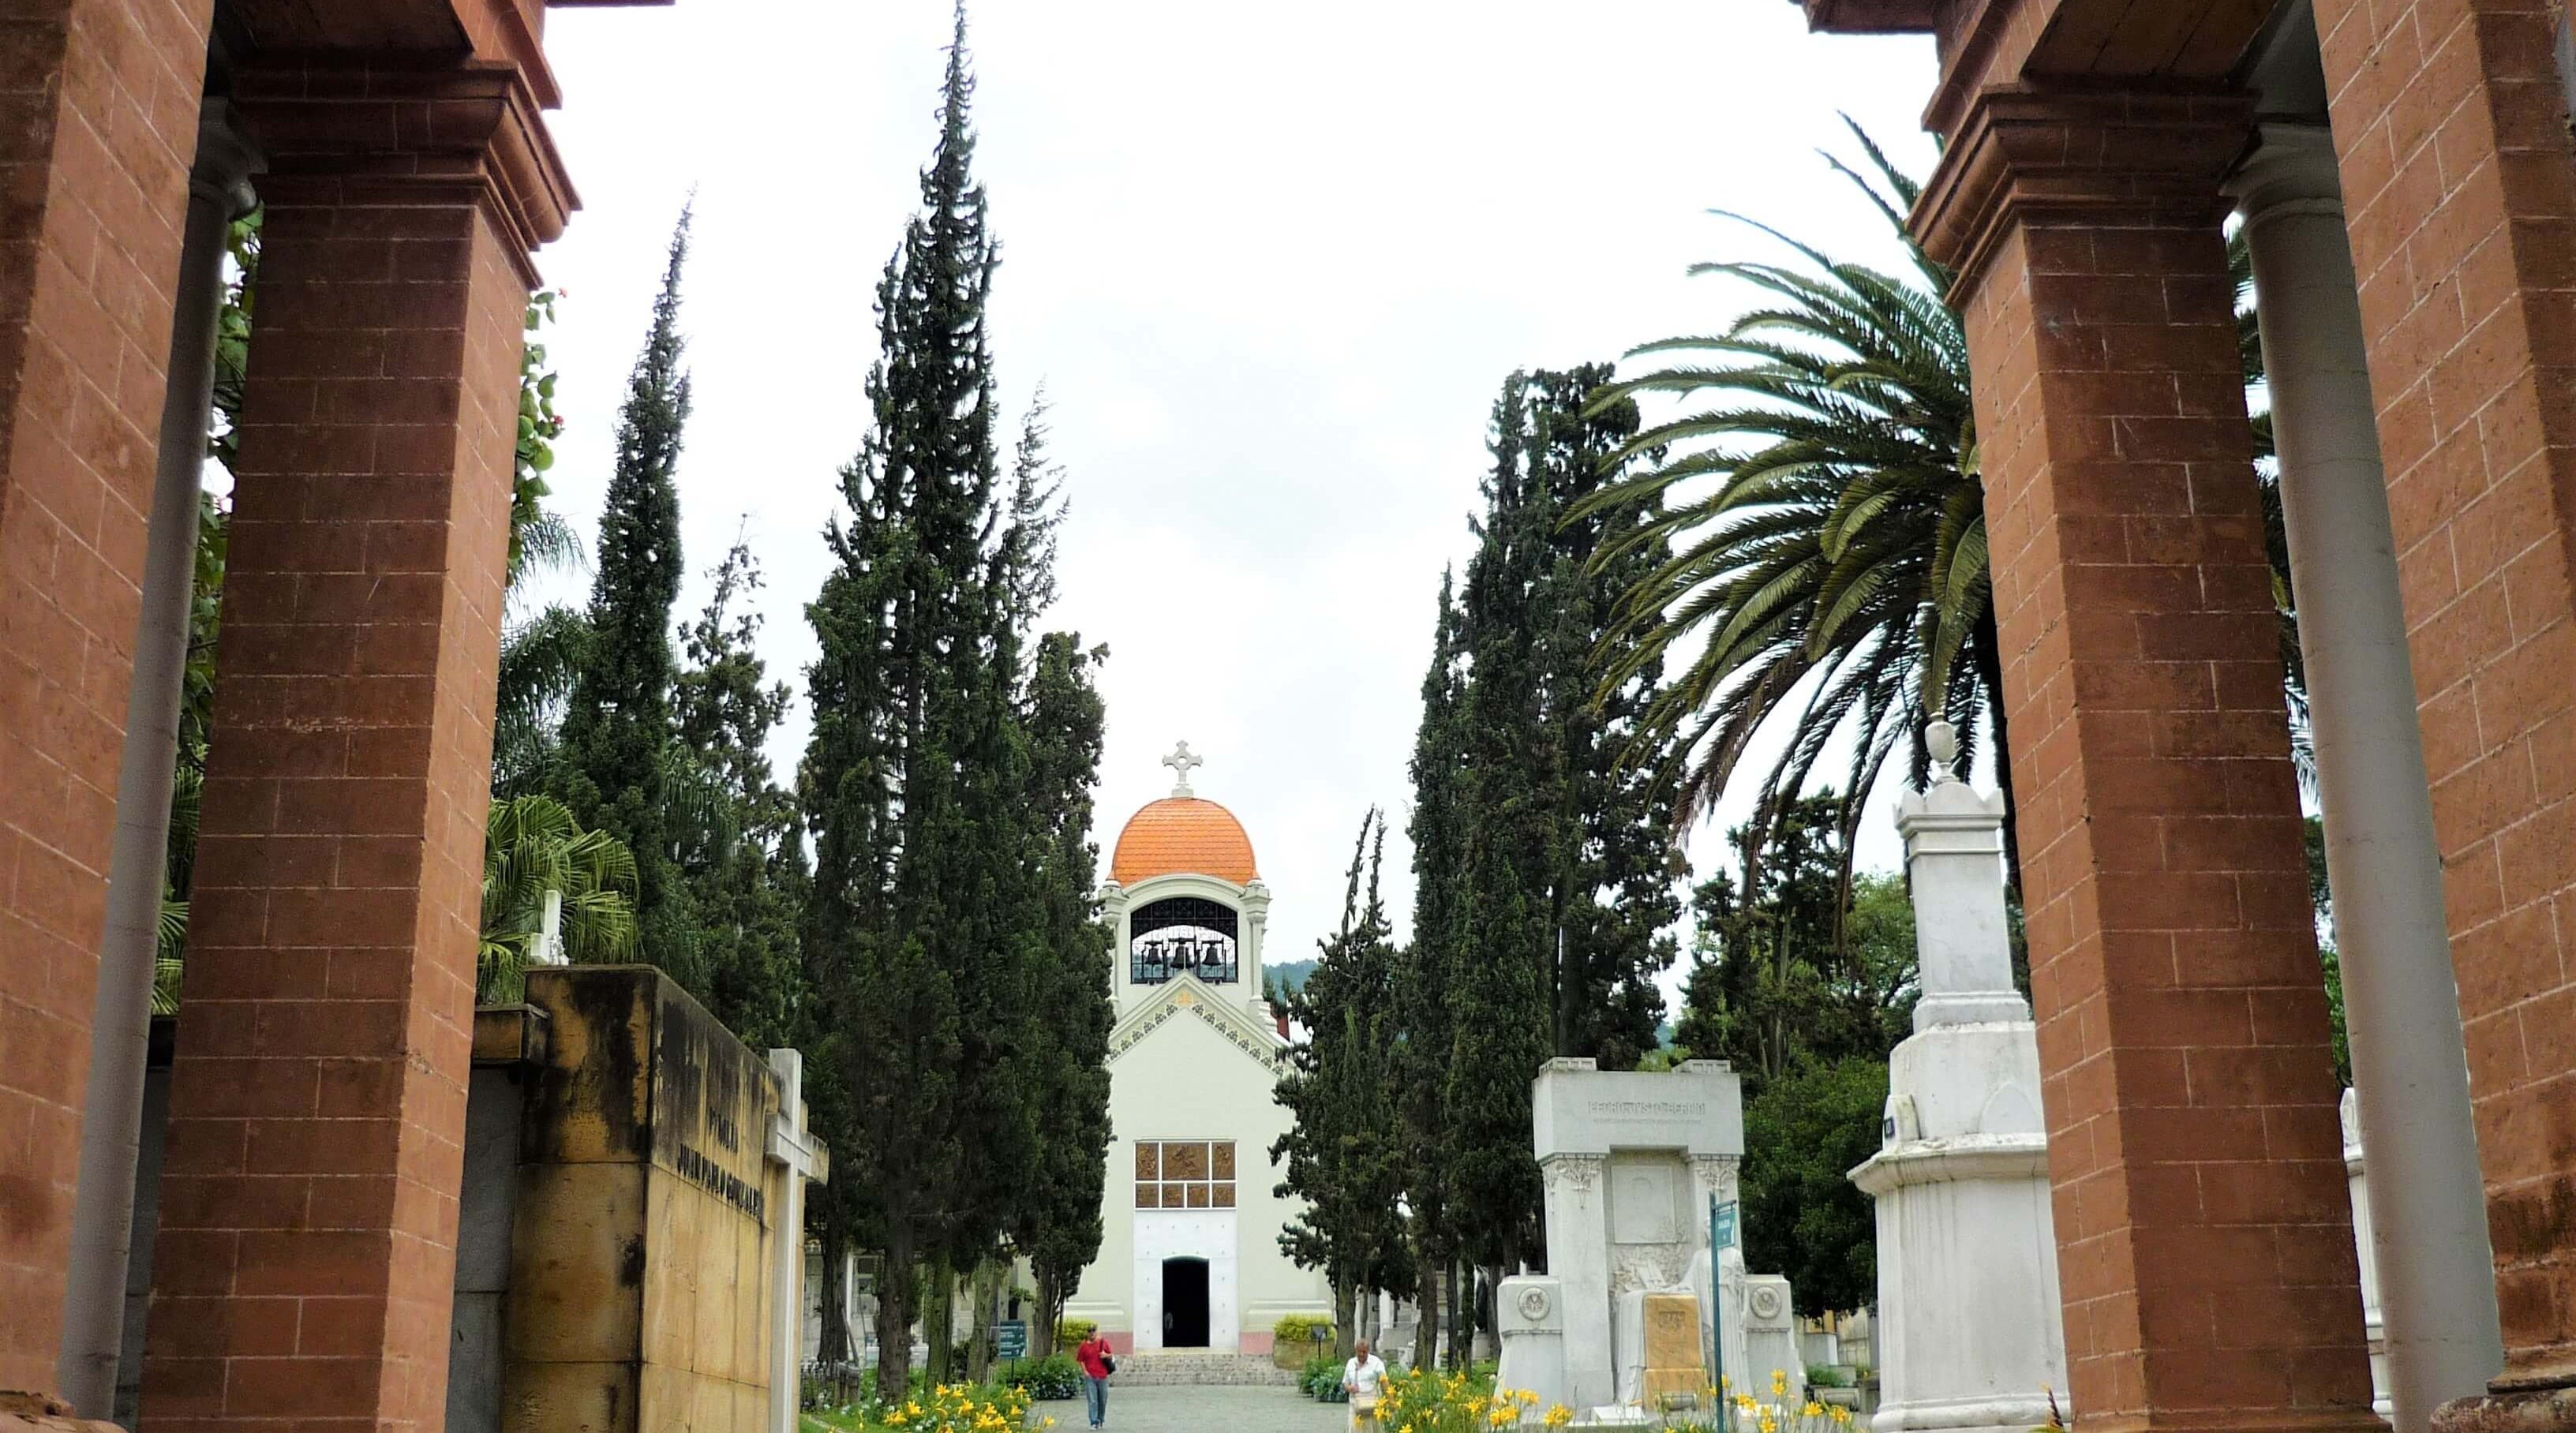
[{"x1": 1062, "y1": 746, "x2": 1332, "y2": 1359}]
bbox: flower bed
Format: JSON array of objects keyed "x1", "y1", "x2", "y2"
[{"x1": 1351, "y1": 1368, "x2": 1858, "y2": 1432}]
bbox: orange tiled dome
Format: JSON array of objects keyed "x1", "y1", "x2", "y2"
[{"x1": 1110, "y1": 797, "x2": 1259, "y2": 885}]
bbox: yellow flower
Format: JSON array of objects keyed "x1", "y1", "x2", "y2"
[
  {"x1": 1544, "y1": 1407, "x2": 1574, "y2": 1430},
  {"x1": 1773, "y1": 1370, "x2": 1788, "y2": 1396},
  {"x1": 1806, "y1": 1403, "x2": 1825, "y2": 1418},
  {"x1": 1519, "y1": 1390, "x2": 1540, "y2": 1406}
]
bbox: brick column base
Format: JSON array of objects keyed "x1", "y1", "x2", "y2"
[
  {"x1": 2437, "y1": 1389, "x2": 2576, "y2": 1433},
  {"x1": 0, "y1": 1392, "x2": 119, "y2": 1433}
]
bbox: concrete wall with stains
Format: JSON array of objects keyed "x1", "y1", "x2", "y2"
[{"x1": 504, "y1": 967, "x2": 783, "y2": 1433}]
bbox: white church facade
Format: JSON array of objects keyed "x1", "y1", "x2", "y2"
[{"x1": 1065, "y1": 745, "x2": 1333, "y2": 1356}]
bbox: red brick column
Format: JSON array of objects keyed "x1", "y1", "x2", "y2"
[
  {"x1": 0, "y1": 0, "x2": 212, "y2": 1396},
  {"x1": 137, "y1": 62, "x2": 567, "y2": 1433},
  {"x1": 1915, "y1": 87, "x2": 2381, "y2": 1433},
  {"x1": 2312, "y1": 0, "x2": 2576, "y2": 1412}
]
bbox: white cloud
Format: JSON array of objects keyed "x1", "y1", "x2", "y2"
[{"x1": 529, "y1": 0, "x2": 1942, "y2": 1016}]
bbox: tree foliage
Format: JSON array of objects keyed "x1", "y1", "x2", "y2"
[
  {"x1": 1579, "y1": 126, "x2": 1992, "y2": 887},
  {"x1": 1738, "y1": 1054, "x2": 1886, "y2": 1317},
  {"x1": 552, "y1": 209, "x2": 699, "y2": 986},
  {"x1": 674, "y1": 540, "x2": 808, "y2": 1050},
  {"x1": 1672, "y1": 797, "x2": 1915, "y2": 1083},
  {"x1": 1274, "y1": 810, "x2": 1412, "y2": 1358},
  {"x1": 1397, "y1": 569, "x2": 1466, "y2": 1367},
  {"x1": 1582, "y1": 125, "x2": 2311, "y2": 896},
  {"x1": 1420, "y1": 367, "x2": 1689, "y2": 1283},
  {"x1": 1013, "y1": 630, "x2": 1115, "y2": 1358},
  {"x1": 478, "y1": 795, "x2": 640, "y2": 1003},
  {"x1": 1378, "y1": 368, "x2": 1689, "y2": 1360},
  {"x1": 801, "y1": 16, "x2": 1108, "y2": 1394}
]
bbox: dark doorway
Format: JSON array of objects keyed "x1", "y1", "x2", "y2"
[{"x1": 1162, "y1": 1258, "x2": 1210, "y2": 1348}]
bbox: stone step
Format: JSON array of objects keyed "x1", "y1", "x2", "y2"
[{"x1": 1110, "y1": 1352, "x2": 1303, "y2": 1386}]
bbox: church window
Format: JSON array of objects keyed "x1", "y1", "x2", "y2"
[
  {"x1": 1134, "y1": 1139, "x2": 1236, "y2": 1210},
  {"x1": 1129, "y1": 898, "x2": 1239, "y2": 984}
]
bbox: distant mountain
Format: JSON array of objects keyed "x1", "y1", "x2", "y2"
[{"x1": 1265, "y1": 958, "x2": 1317, "y2": 1001}]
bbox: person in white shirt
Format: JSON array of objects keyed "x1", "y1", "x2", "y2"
[{"x1": 1342, "y1": 1338, "x2": 1388, "y2": 1429}]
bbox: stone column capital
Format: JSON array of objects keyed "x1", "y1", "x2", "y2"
[
  {"x1": 1541, "y1": 1152, "x2": 1604, "y2": 1197},
  {"x1": 191, "y1": 99, "x2": 264, "y2": 219},
  {"x1": 231, "y1": 58, "x2": 575, "y2": 286},
  {"x1": 2223, "y1": 123, "x2": 2346, "y2": 230},
  {"x1": 1911, "y1": 82, "x2": 2256, "y2": 297},
  {"x1": 1686, "y1": 1154, "x2": 1740, "y2": 1207}
]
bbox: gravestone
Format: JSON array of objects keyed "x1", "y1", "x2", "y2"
[
  {"x1": 1848, "y1": 722, "x2": 2064, "y2": 1433},
  {"x1": 1497, "y1": 1275, "x2": 1571, "y2": 1412},
  {"x1": 1636, "y1": 1292, "x2": 1705, "y2": 1405}
]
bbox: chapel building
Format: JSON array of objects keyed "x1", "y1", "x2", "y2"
[{"x1": 1064, "y1": 746, "x2": 1331, "y2": 1357}]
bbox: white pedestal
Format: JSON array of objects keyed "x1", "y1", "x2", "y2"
[
  {"x1": 1852, "y1": 1024, "x2": 2062, "y2": 1433},
  {"x1": 1852, "y1": 732, "x2": 2065, "y2": 1433}
]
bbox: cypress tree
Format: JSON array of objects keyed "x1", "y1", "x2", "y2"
[
  {"x1": 1528, "y1": 366, "x2": 1683, "y2": 1069},
  {"x1": 1415, "y1": 367, "x2": 1687, "y2": 1311},
  {"x1": 802, "y1": 11, "x2": 1011, "y2": 1397},
  {"x1": 673, "y1": 540, "x2": 806, "y2": 1049},
  {"x1": 1443, "y1": 377, "x2": 1555, "y2": 1285},
  {"x1": 1273, "y1": 810, "x2": 1410, "y2": 1360},
  {"x1": 555, "y1": 209, "x2": 698, "y2": 985},
  {"x1": 1396, "y1": 570, "x2": 1464, "y2": 1367},
  {"x1": 1013, "y1": 630, "x2": 1114, "y2": 1358}
]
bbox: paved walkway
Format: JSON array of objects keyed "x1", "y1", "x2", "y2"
[{"x1": 1052, "y1": 1385, "x2": 1350, "y2": 1433}]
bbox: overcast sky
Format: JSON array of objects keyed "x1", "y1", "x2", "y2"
[{"x1": 526, "y1": 2, "x2": 1943, "y2": 1008}]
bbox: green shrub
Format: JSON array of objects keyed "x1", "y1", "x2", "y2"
[
  {"x1": 1274, "y1": 1313, "x2": 1336, "y2": 1350},
  {"x1": 1301, "y1": 1356, "x2": 1348, "y2": 1402},
  {"x1": 1001, "y1": 1354, "x2": 1082, "y2": 1401},
  {"x1": 1055, "y1": 1318, "x2": 1098, "y2": 1347}
]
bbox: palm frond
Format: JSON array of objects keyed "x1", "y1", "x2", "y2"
[{"x1": 1586, "y1": 127, "x2": 2306, "y2": 898}]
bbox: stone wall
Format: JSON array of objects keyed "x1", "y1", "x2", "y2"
[{"x1": 502, "y1": 967, "x2": 783, "y2": 1433}]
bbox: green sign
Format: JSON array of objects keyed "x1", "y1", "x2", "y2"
[
  {"x1": 1709, "y1": 1197, "x2": 1737, "y2": 1433},
  {"x1": 998, "y1": 1321, "x2": 1028, "y2": 1360}
]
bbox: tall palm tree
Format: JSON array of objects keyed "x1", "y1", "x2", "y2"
[
  {"x1": 1582, "y1": 122, "x2": 2303, "y2": 890},
  {"x1": 1580, "y1": 124, "x2": 1990, "y2": 884}
]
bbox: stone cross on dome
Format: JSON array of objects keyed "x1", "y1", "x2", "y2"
[{"x1": 1163, "y1": 740, "x2": 1204, "y2": 797}]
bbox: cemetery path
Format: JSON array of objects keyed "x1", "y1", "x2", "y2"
[{"x1": 1058, "y1": 1385, "x2": 1350, "y2": 1433}]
